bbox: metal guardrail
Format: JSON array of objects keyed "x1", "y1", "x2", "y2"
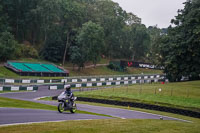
[
  {"x1": 0, "y1": 74, "x2": 166, "y2": 84},
  {"x1": 0, "y1": 74, "x2": 167, "y2": 92},
  {"x1": 0, "y1": 86, "x2": 38, "y2": 91}
]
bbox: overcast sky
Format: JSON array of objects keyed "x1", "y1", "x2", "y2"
[{"x1": 112, "y1": 0, "x2": 186, "y2": 28}]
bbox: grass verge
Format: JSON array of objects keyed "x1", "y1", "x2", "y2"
[
  {"x1": 74, "y1": 81, "x2": 200, "y2": 112},
  {"x1": 0, "y1": 97, "x2": 56, "y2": 111},
  {"x1": 0, "y1": 118, "x2": 199, "y2": 133},
  {"x1": 68, "y1": 66, "x2": 163, "y2": 76}
]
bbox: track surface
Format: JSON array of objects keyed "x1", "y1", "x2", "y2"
[
  {"x1": 0, "y1": 108, "x2": 109, "y2": 125},
  {"x1": 0, "y1": 86, "x2": 189, "y2": 125}
]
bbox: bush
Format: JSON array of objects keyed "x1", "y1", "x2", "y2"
[
  {"x1": 14, "y1": 43, "x2": 39, "y2": 59},
  {"x1": 107, "y1": 63, "x2": 122, "y2": 71},
  {"x1": 0, "y1": 31, "x2": 18, "y2": 61},
  {"x1": 21, "y1": 44, "x2": 39, "y2": 58}
]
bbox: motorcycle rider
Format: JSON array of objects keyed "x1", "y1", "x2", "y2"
[{"x1": 64, "y1": 85, "x2": 74, "y2": 104}]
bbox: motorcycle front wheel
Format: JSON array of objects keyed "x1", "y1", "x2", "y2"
[
  {"x1": 58, "y1": 102, "x2": 65, "y2": 113},
  {"x1": 70, "y1": 103, "x2": 77, "y2": 113}
]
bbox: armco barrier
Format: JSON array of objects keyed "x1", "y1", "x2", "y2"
[
  {"x1": 77, "y1": 97, "x2": 200, "y2": 118},
  {"x1": 0, "y1": 77, "x2": 165, "y2": 91},
  {"x1": 0, "y1": 86, "x2": 38, "y2": 91},
  {"x1": 0, "y1": 74, "x2": 166, "y2": 84},
  {"x1": 0, "y1": 74, "x2": 166, "y2": 91},
  {"x1": 48, "y1": 79, "x2": 162, "y2": 90}
]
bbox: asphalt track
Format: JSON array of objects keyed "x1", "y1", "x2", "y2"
[{"x1": 0, "y1": 86, "x2": 191, "y2": 125}]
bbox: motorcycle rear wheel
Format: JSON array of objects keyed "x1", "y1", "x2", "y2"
[{"x1": 58, "y1": 103, "x2": 65, "y2": 113}]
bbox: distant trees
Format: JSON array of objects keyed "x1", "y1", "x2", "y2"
[
  {"x1": 0, "y1": 3, "x2": 19, "y2": 61},
  {"x1": 0, "y1": 31, "x2": 18, "y2": 61},
  {"x1": 159, "y1": 0, "x2": 200, "y2": 81},
  {"x1": 1, "y1": 0, "x2": 199, "y2": 81},
  {"x1": 1, "y1": 0, "x2": 151, "y2": 65}
]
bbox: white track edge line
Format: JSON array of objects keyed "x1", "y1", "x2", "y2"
[{"x1": 0, "y1": 119, "x2": 95, "y2": 127}]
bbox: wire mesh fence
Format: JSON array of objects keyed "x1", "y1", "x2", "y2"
[{"x1": 76, "y1": 82, "x2": 196, "y2": 99}]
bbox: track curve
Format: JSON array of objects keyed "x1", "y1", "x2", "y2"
[{"x1": 0, "y1": 86, "x2": 191, "y2": 125}]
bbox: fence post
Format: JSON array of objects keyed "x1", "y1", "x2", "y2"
[
  {"x1": 140, "y1": 79, "x2": 143, "y2": 95},
  {"x1": 140, "y1": 83, "x2": 142, "y2": 95},
  {"x1": 171, "y1": 88, "x2": 173, "y2": 96}
]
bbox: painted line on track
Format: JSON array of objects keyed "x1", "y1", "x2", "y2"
[
  {"x1": 0, "y1": 91, "x2": 36, "y2": 95},
  {"x1": 115, "y1": 107, "x2": 193, "y2": 123},
  {"x1": 0, "y1": 119, "x2": 95, "y2": 127},
  {"x1": 79, "y1": 104, "x2": 193, "y2": 123}
]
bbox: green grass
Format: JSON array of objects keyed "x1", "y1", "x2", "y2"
[
  {"x1": 0, "y1": 119, "x2": 199, "y2": 133},
  {"x1": 0, "y1": 97, "x2": 56, "y2": 110},
  {"x1": 74, "y1": 81, "x2": 200, "y2": 112},
  {"x1": 68, "y1": 66, "x2": 163, "y2": 76},
  {"x1": 0, "y1": 91, "x2": 32, "y2": 93},
  {"x1": 0, "y1": 66, "x2": 19, "y2": 77}
]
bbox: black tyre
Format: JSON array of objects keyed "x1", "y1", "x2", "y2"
[{"x1": 58, "y1": 102, "x2": 64, "y2": 113}]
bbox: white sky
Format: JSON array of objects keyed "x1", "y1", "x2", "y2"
[{"x1": 112, "y1": 0, "x2": 186, "y2": 28}]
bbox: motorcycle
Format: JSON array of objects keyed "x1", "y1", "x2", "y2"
[{"x1": 57, "y1": 91, "x2": 77, "y2": 113}]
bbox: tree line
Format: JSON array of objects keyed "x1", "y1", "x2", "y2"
[
  {"x1": 158, "y1": 0, "x2": 200, "y2": 81},
  {"x1": 0, "y1": 0, "x2": 153, "y2": 64},
  {"x1": 0, "y1": 0, "x2": 199, "y2": 81}
]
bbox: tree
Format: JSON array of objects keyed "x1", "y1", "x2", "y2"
[
  {"x1": 147, "y1": 26, "x2": 164, "y2": 64},
  {"x1": 61, "y1": 0, "x2": 85, "y2": 66},
  {"x1": 0, "y1": 3, "x2": 20, "y2": 61},
  {"x1": 76, "y1": 21, "x2": 104, "y2": 67},
  {"x1": 127, "y1": 24, "x2": 150, "y2": 61},
  {"x1": 0, "y1": 0, "x2": 152, "y2": 64},
  {"x1": 40, "y1": 25, "x2": 65, "y2": 62},
  {"x1": 160, "y1": 0, "x2": 200, "y2": 81},
  {"x1": 94, "y1": 0, "x2": 127, "y2": 58},
  {"x1": 70, "y1": 46, "x2": 83, "y2": 70},
  {"x1": 0, "y1": 31, "x2": 18, "y2": 61}
]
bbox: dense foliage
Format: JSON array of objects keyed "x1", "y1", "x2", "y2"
[
  {"x1": 0, "y1": 0, "x2": 151, "y2": 65},
  {"x1": 0, "y1": 0, "x2": 199, "y2": 81},
  {"x1": 159, "y1": 0, "x2": 200, "y2": 81}
]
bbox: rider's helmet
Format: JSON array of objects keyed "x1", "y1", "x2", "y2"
[{"x1": 65, "y1": 85, "x2": 71, "y2": 91}]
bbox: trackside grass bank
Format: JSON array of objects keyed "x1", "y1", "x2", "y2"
[
  {"x1": 68, "y1": 66, "x2": 163, "y2": 76},
  {"x1": 0, "y1": 119, "x2": 199, "y2": 133},
  {"x1": 0, "y1": 97, "x2": 55, "y2": 110},
  {"x1": 74, "y1": 81, "x2": 200, "y2": 112}
]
